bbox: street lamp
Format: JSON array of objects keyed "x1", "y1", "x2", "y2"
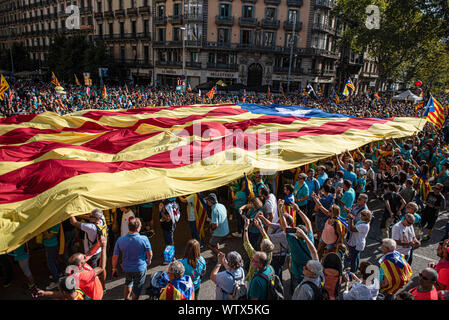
[
  {"x1": 180, "y1": 25, "x2": 186, "y2": 91},
  {"x1": 8, "y1": 26, "x2": 15, "y2": 81},
  {"x1": 287, "y1": 13, "x2": 297, "y2": 94}
]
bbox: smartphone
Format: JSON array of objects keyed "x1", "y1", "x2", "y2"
[{"x1": 286, "y1": 227, "x2": 297, "y2": 233}]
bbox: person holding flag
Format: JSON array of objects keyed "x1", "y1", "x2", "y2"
[
  {"x1": 206, "y1": 86, "x2": 216, "y2": 100},
  {"x1": 423, "y1": 94, "x2": 446, "y2": 130},
  {"x1": 103, "y1": 85, "x2": 108, "y2": 99},
  {"x1": 74, "y1": 74, "x2": 81, "y2": 86}
]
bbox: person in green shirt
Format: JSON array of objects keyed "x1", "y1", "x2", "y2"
[
  {"x1": 242, "y1": 215, "x2": 274, "y2": 281},
  {"x1": 294, "y1": 173, "x2": 309, "y2": 213},
  {"x1": 248, "y1": 251, "x2": 275, "y2": 300}
]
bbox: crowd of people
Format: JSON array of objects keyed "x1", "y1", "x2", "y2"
[
  {"x1": 1, "y1": 81, "x2": 449, "y2": 301},
  {"x1": 1, "y1": 79, "x2": 445, "y2": 119}
]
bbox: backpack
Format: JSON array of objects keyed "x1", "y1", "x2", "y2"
[
  {"x1": 301, "y1": 280, "x2": 329, "y2": 301},
  {"x1": 87, "y1": 217, "x2": 108, "y2": 247},
  {"x1": 223, "y1": 271, "x2": 247, "y2": 300},
  {"x1": 256, "y1": 266, "x2": 284, "y2": 300}
]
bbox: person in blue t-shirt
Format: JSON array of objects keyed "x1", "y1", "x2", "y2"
[
  {"x1": 112, "y1": 217, "x2": 153, "y2": 300},
  {"x1": 305, "y1": 169, "x2": 320, "y2": 218},
  {"x1": 180, "y1": 239, "x2": 206, "y2": 299},
  {"x1": 355, "y1": 168, "x2": 367, "y2": 195},
  {"x1": 336, "y1": 180, "x2": 356, "y2": 219}
]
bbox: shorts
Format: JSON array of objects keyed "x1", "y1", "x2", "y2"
[
  {"x1": 139, "y1": 206, "x2": 153, "y2": 222},
  {"x1": 420, "y1": 211, "x2": 438, "y2": 230},
  {"x1": 209, "y1": 235, "x2": 225, "y2": 247},
  {"x1": 125, "y1": 269, "x2": 147, "y2": 298}
]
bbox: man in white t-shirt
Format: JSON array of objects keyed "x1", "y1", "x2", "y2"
[
  {"x1": 70, "y1": 208, "x2": 105, "y2": 268},
  {"x1": 260, "y1": 187, "x2": 278, "y2": 225},
  {"x1": 347, "y1": 209, "x2": 372, "y2": 273},
  {"x1": 391, "y1": 213, "x2": 421, "y2": 263},
  {"x1": 120, "y1": 207, "x2": 136, "y2": 237}
]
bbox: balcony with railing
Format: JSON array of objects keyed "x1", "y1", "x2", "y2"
[
  {"x1": 239, "y1": 17, "x2": 258, "y2": 27},
  {"x1": 264, "y1": 0, "x2": 281, "y2": 4},
  {"x1": 115, "y1": 9, "x2": 125, "y2": 17},
  {"x1": 138, "y1": 6, "x2": 151, "y2": 14},
  {"x1": 94, "y1": 11, "x2": 103, "y2": 19},
  {"x1": 183, "y1": 13, "x2": 202, "y2": 23},
  {"x1": 261, "y1": 18, "x2": 280, "y2": 29},
  {"x1": 207, "y1": 62, "x2": 238, "y2": 71},
  {"x1": 154, "y1": 15, "x2": 167, "y2": 25},
  {"x1": 287, "y1": 0, "x2": 303, "y2": 7},
  {"x1": 312, "y1": 22, "x2": 335, "y2": 34},
  {"x1": 168, "y1": 14, "x2": 183, "y2": 25},
  {"x1": 186, "y1": 61, "x2": 202, "y2": 69},
  {"x1": 315, "y1": 0, "x2": 333, "y2": 9},
  {"x1": 127, "y1": 7, "x2": 138, "y2": 16},
  {"x1": 242, "y1": 0, "x2": 257, "y2": 3},
  {"x1": 103, "y1": 10, "x2": 114, "y2": 18},
  {"x1": 215, "y1": 15, "x2": 234, "y2": 26},
  {"x1": 273, "y1": 66, "x2": 304, "y2": 75},
  {"x1": 283, "y1": 20, "x2": 303, "y2": 31},
  {"x1": 156, "y1": 60, "x2": 182, "y2": 67}
]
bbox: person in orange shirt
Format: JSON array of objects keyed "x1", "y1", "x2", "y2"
[
  {"x1": 409, "y1": 268, "x2": 439, "y2": 300},
  {"x1": 67, "y1": 235, "x2": 107, "y2": 300}
]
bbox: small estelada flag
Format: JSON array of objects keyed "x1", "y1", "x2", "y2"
[
  {"x1": 0, "y1": 73, "x2": 10, "y2": 101},
  {"x1": 74, "y1": 74, "x2": 81, "y2": 86},
  {"x1": 103, "y1": 85, "x2": 107, "y2": 99},
  {"x1": 51, "y1": 72, "x2": 61, "y2": 86},
  {"x1": 206, "y1": 86, "x2": 216, "y2": 100}
]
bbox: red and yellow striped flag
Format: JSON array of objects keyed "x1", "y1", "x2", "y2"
[
  {"x1": 379, "y1": 251, "x2": 412, "y2": 295},
  {"x1": 74, "y1": 74, "x2": 81, "y2": 86},
  {"x1": 51, "y1": 72, "x2": 61, "y2": 86},
  {"x1": 0, "y1": 74, "x2": 9, "y2": 101},
  {"x1": 0, "y1": 104, "x2": 426, "y2": 253},
  {"x1": 193, "y1": 194, "x2": 207, "y2": 239},
  {"x1": 206, "y1": 86, "x2": 216, "y2": 100}
]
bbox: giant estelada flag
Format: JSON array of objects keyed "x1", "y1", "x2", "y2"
[{"x1": 0, "y1": 103, "x2": 425, "y2": 253}]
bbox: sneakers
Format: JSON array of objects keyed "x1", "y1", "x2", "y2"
[
  {"x1": 422, "y1": 235, "x2": 430, "y2": 242},
  {"x1": 46, "y1": 282, "x2": 58, "y2": 290},
  {"x1": 231, "y1": 232, "x2": 242, "y2": 238},
  {"x1": 2, "y1": 279, "x2": 12, "y2": 288}
]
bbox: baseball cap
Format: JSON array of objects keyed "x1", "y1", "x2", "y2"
[
  {"x1": 205, "y1": 193, "x2": 218, "y2": 203},
  {"x1": 359, "y1": 168, "x2": 367, "y2": 175}
]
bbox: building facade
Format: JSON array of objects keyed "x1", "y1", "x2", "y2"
[{"x1": 0, "y1": 0, "x2": 379, "y2": 93}]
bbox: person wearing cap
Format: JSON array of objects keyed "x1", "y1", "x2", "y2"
[
  {"x1": 70, "y1": 208, "x2": 106, "y2": 268},
  {"x1": 294, "y1": 173, "x2": 309, "y2": 214},
  {"x1": 355, "y1": 168, "x2": 367, "y2": 196},
  {"x1": 206, "y1": 193, "x2": 229, "y2": 257}
]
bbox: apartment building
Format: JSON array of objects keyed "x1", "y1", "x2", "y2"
[{"x1": 0, "y1": 0, "x2": 379, "y2": 93}]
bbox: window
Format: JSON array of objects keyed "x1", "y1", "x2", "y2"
[
  {"x1": 184, "y1": 1, "x2": 202, "y2": 15},
  {"x1": 131, "y1": 0, "x2": 135, "y2": 8},
  {"x1": 107, "y1": 0, "x2": 112, "y2": 11},
  {"x1": 143, "y1": 19, "x2": 149, "y2": 35},
  {"x1": 285, "y1": 32, "x2": 297, "y2": 47},
  {"x1": 120, "y1": 46, "x2": 125, "y2": 61},
  {"x1": 119, "y1": 0, "x2": 123, "y2": 10},
  {"x1": 217, "y1": 28, "x2": 230, "y2": 43},
  {"x1": 265, "y1": 7, "x2": 276, "y2": 20},
  {"x1": 186, "y1": 23, "x2": 202, "y2": 41},
  {"x1": 108, "y1": 22, "x2": 113, "y2": 34},
  {"x1": 120, "y1": 22, "x2": 124, "y2": 35},
  {"x1": 263, "y1": 31, "x2": 274, "y2": 47},
  {"x1": 173, "y1": 2, "x2": 181, "y2": 16},
  {"x1": 217, "y1": 53, "x2": 229, "y2": 65},
  {"x1": 173, "y1": 27, "x2": 181, "y2": 41},
  {"x1": 242, "y1": 5, "x2": 254, "y2": 18},
  {"x1": 158, "y1": 50, "x2": 167, "y2": 62},
  {"x1": 144, "y1": 45, "x2": 149, "y2": 62},
  {"x1": 157, "y1": 27, "x2": 165, "y2": 41},
  {"x1": 219, "y1": 3, "x2": 230, "y2": 17},
  {"x1": 131, "y1": 21, "x2": 136, "y2": 34},
  {"x1": 208, "y1": 52, "x2": 215, "y2": 64},
  {"x1": 288, "y1": 9, "x2": 298, "y2": 22},
  {"x1": 132, "y1": 46, "x2": 137, "y2": 60},
  {"x1": 97, "y1": 1, "x2": 101, "y2": 12},
  {"x1": 241, "y1": 30, "x2": 253, "y2": 44},
  {"x1": 157, "y1": 5, "x2": 165, "y2": 17},
  {"x1": 98, "y1": 23, "x2": 103, "y2": 35},
  {"x1": 190, "y1": 52, "x2": 198, "y2": 62}
]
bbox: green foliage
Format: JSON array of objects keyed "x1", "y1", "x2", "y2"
[
  {"x1": 0, "y1": 42, "x2": 36, "y2": 72},
  {"x1": 45, "y1": 35, "x2": 116, "y2": 84},
  {"x1": 333, "y1": 0, "x2": 447, "y2": 88}
]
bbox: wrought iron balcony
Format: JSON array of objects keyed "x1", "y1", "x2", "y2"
[
  {"x1": 239, "y1": 17, "x2": 258, "y2": 27},
  {"x1": 215, "y1": 15, "x2": 234, "y2": 26},
  {"x1": 261, "y1": 18, "x2": 280, "y2": 29}
]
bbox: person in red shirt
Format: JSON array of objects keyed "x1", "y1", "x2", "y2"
[
  {"x1": 429, "y1": 240, "x2": 449, "y2": 291},
  {"x1": 409, "y1": 268, "x2": 439, "y2": 300},
  {"x1": 67, "y1": 235, "x2": 107, "y2": 300}
]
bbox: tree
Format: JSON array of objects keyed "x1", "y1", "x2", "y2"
[
  {"x1": 45, "y1": 35, "x2": 116, "y2": 84},
  {"x1": 332, "y1": 0, "x2": 446, "y2": 90},
  {"x1": 0, "y1": 42, "x2": 36, "y2": 72}
]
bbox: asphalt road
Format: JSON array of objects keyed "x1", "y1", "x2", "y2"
[{"x1": 1, "y1": 196, "x2": 447, "y2": 300}]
